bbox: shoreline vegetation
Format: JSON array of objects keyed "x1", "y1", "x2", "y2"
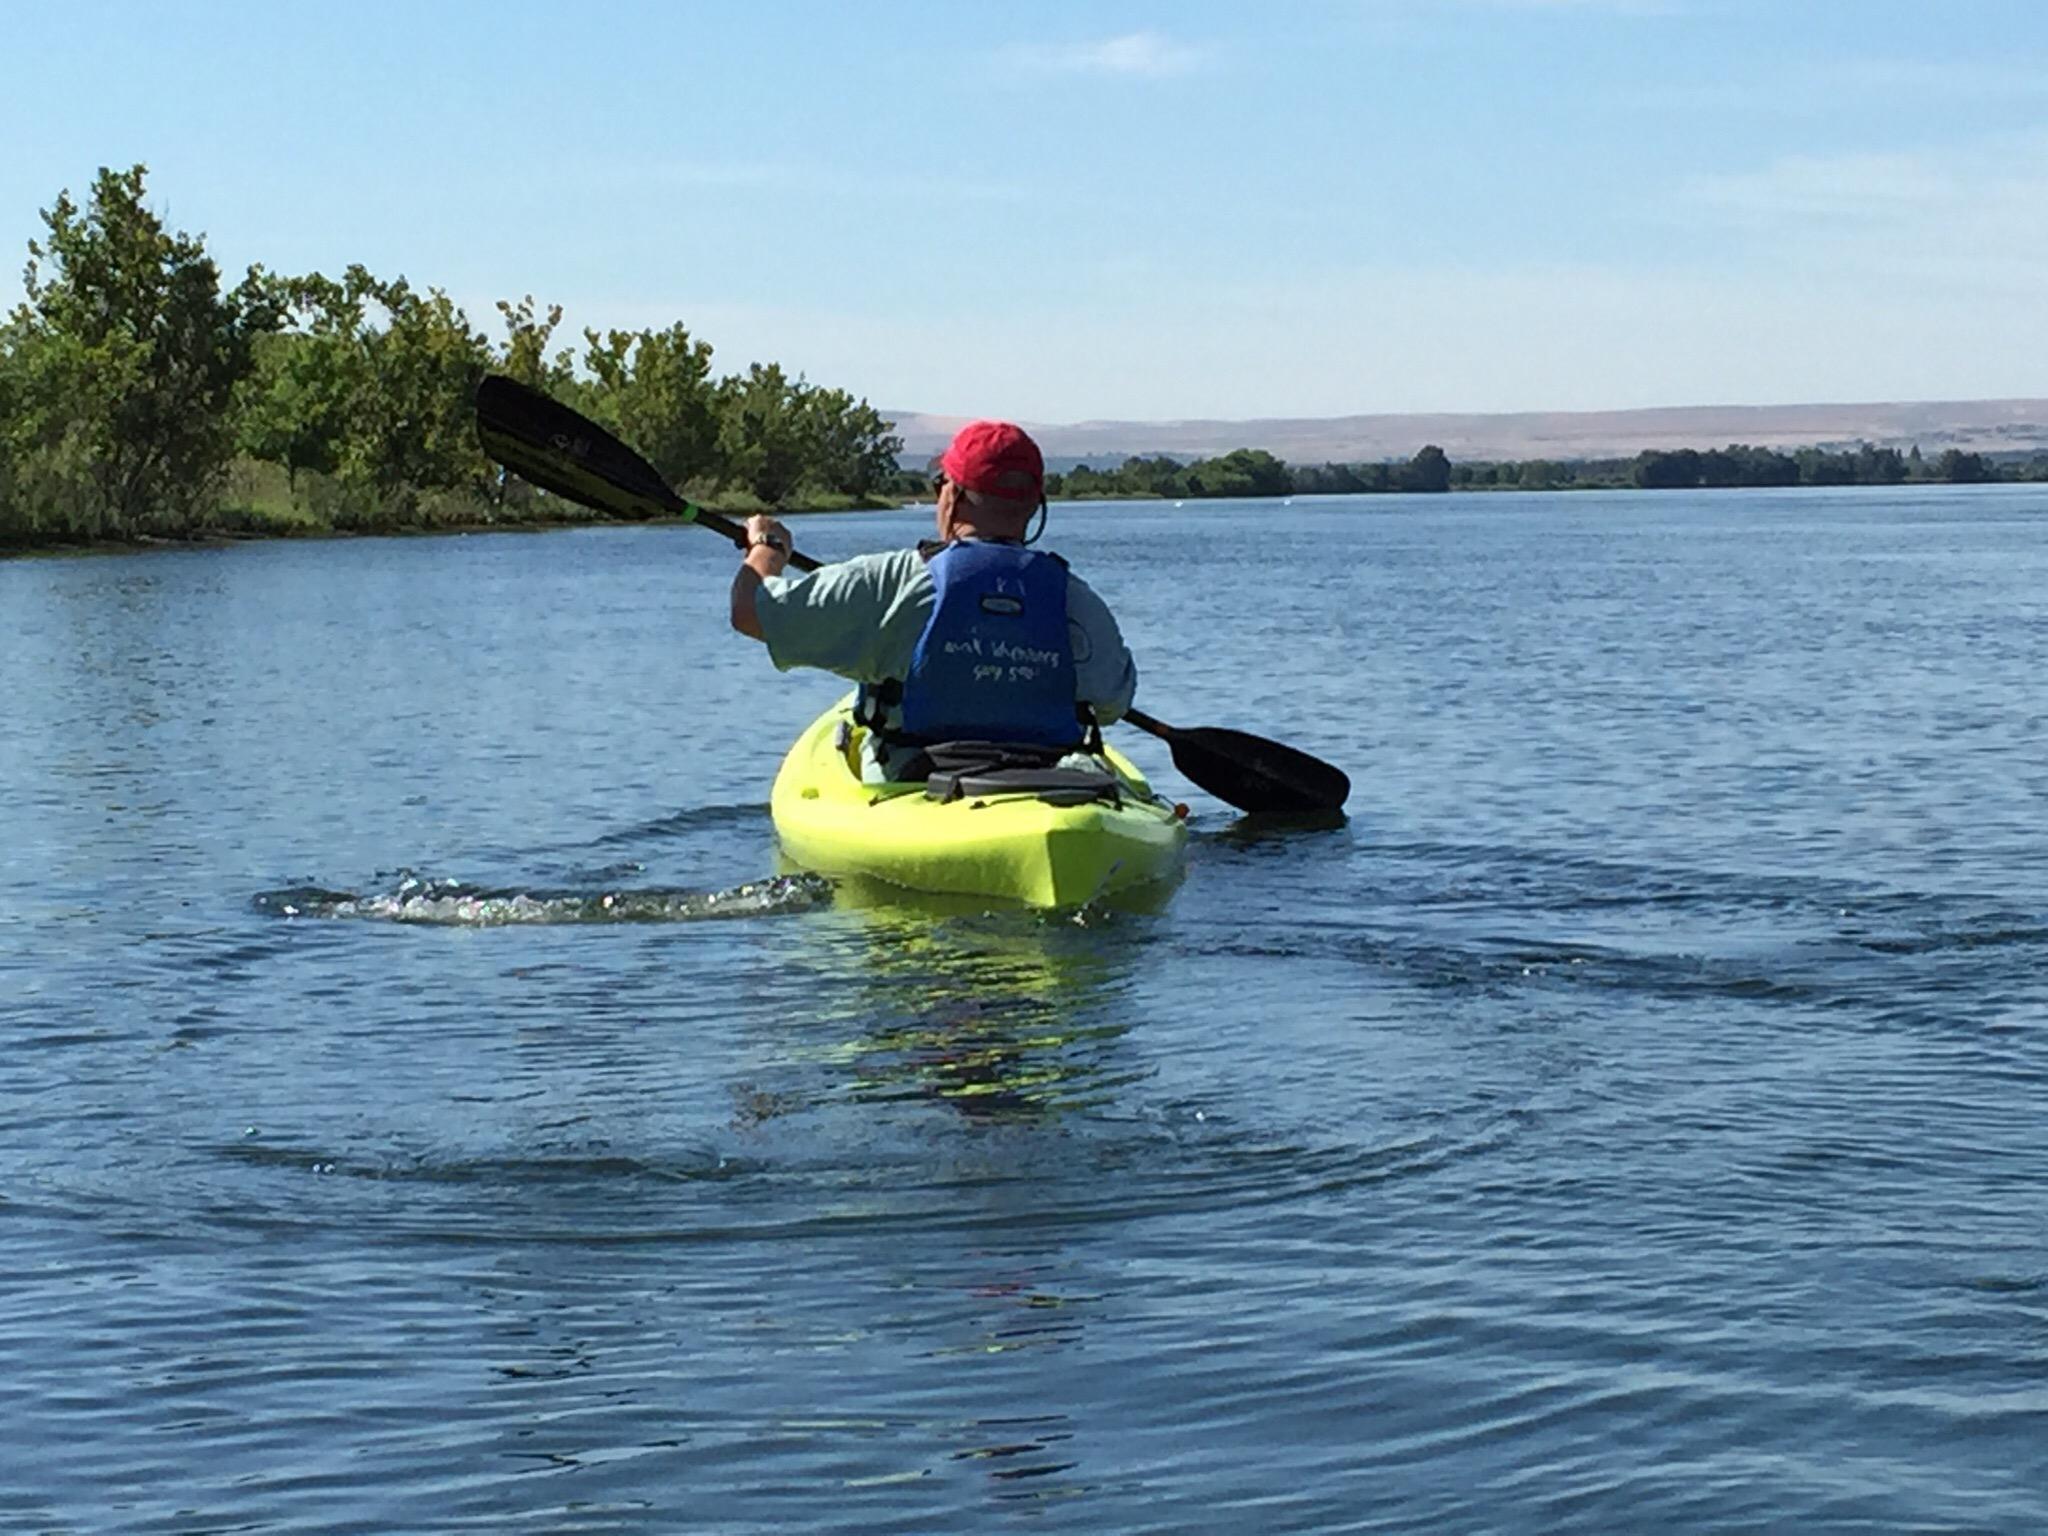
[
  {"x1": 0, "y1": 165, "x2": 910, "y2": 555},
  {"x1": 1048, "y1": 440, "x2": 2047, "y2": 501},
  {"x1": 5, "y1": 166, "x2": 2045, "y2": 560}
]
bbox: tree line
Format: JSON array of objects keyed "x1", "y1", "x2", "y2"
[
  {"x1": 0, "y1": 165, "x2": 907, "y2": 548},
  {"x1": 1458, "y1": 443, "x2": 2037, "y2": 492},
  {"x1": 1050, "y1": 445, "x2": 1455, "y2": 499},
  {"x1": 1045, "y1": 441, "x2": 2044, "y2": 501}
]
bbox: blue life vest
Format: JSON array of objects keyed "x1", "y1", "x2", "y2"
[{"x1": 892, "y1": 541, "x2": 1081, "y2": 749}]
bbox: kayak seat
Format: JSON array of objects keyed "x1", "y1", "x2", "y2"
[
  {"x1": 916, "y1": 740, "x2": 1121, "y2": 807},
  {"x1": 925, "y1": 764, "x2": 1122, "y2": 807}
]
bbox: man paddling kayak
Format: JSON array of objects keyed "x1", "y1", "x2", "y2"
[
  {"x1": 471, "y1": 371, "x2": 1347, "y2": 812},
  {"x1": 729, "y1": 419, "x2": 1137, "y2": 782}
]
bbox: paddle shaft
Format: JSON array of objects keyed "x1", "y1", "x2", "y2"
[{"x1": 1122, "y1": 708, "x2": 1174, "y2": 743}]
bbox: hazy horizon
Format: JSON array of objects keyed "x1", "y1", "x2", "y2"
[
  {"x1": 886, "y1": 395, "x2": 2048, "y2": 465},
  {"x1": 889, "y1": 391, "x2": 2048, "y2": 431}
]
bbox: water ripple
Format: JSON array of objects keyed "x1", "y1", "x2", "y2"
[{"x1": 13, "y1": 499, "x2": 2048, "y2": 1532}]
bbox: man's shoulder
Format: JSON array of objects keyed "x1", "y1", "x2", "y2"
[
  {"x1": 788, "y1": 547, "x2": 928, "y2": 606},
  {"x1": 831, "y1": 547, "x2": 928, "y2": 586},
  {"x1": 1059, "y1": 563, "x2": 1115, "y2": 609}
]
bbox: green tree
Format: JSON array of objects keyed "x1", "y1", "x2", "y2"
[
  {"x1": 1, "y1": 164, "x2": 282, "y2": 540},
  {"x1": 234, "y1": 273, "x2": 362, "y2": 489},
  {"x1": 0, "y1": 344, "x2": 18, "y2": 528},
  {"x1": 584, "y1": 322, "x2": 721, "y2": 490},
  {"x1": 1796, "y1": 447, "x2": 1854, "y2": 486},
  {"x1": 233, "y1": 266, "x2": 494, "y2": 524},
  {"x1": 1401, "y1": 444, "x2": 1453, "y2": 493},
  {"x1": 335, "y1": 267, "x2": 494, "y2": 520},
  {"x1": 803, "y1": 386, "x2": 903, "y2": 497},
  {"x1": 496, "y1": 295, "x2": 575, "y2": 394},
  {"x1": 1063, "y1": 463, "x2": 1110, "y2": 498},
  {"x1": 1184, "y1": 448, "x2": 1291, "y2": 498},
  {"x1": 1734, "y1": 444, "x2": 1798, "y2": 486},
  {"x1": 717, "y1": 362, "x2": 814, "y2": 505},
  {"x1": 1116, "y1": 453, "x2": 1192, "y2": 497},
  {"x1": 1934, "y1": 448, "x2": 1991, "y2": 483},
  {"x1": 1633, "y1": 449, "x2": 1702, "y2": 489},
  {"x1": 1293, "y1": 461, "x2": 1368, "y2": 494},
  {"x1": 1854, "y1": 444, "x2": 1908, "y2": 484}
]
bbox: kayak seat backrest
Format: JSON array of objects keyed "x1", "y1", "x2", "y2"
[
  {"x1": 914, "y1": 740, "x2": 1121, "y2": 806},
  {"x1": 925, "y1": 764, "x2": 1121, "y2": 807},
  {"x1": 918, "y1": 739, "x2": 1065, "y2": 775}
]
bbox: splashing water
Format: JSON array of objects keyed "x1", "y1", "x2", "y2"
[{"x1": 253, "y1": 872, "x2": 835, "y2": 925}]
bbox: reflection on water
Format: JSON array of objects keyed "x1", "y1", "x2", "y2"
[
  {"x1": 749, "y1": 891, "x2": 1156, "y2": 1507},
  {"x1": 1208, "y1": 807, "x2": 1353, "y2": 845},
  {"x1": 804, "y1": 888, "x2": 1153, "y2": 1123}
]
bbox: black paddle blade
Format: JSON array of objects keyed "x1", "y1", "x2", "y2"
[
  {"x1": 1168, "y1": 726, "x2": 1350, "y2": 813},
  {"x1": 1123, "y1": 707, "x2": 1350, "y2": 813},
  {"x1": 474, "y1": 375, "x2": 807, "y2": 564},
  {"x1": 475, "y1": 375, "x2": 691, "y2": 522},
  {"x1": 1152, "y1": 721, "x2": 1350, "y2": 813}
]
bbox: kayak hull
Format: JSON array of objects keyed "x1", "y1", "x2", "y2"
[{"x1": 771, "y1": 696, "x2": 1188, "y2": 907}]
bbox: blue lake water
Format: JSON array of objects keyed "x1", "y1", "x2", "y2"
[{"x1": 4, "y1": 485, "x2": 2047, "y2": 1532}]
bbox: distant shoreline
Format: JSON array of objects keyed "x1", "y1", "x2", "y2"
[{"x1": 9, "y1": 475, "x2": 2037, "y2": 563}]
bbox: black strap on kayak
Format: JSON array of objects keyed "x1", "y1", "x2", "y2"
[
  {"x1": 922, "y1": 744, "x2": 1121, "y2": 807},
  {"x1": 1078, "y1": 704, "x2": 1104, "y2": 756},
  {"x1": 853, "y1": 678, "x2": 902, "y2": 737},
  {"x1": 894, "y1": 737, "x2": 1060, "y2": 786}
]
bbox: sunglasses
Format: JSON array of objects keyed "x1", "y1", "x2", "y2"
[{"x1": 929, "y1": 471, "x2": 948, "y2": 494}]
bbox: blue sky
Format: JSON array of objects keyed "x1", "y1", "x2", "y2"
[{"x1": 5, "y1": 0, "x2": 2046, "y2": 421}]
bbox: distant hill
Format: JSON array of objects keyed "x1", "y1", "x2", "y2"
[{"x1": 887, "y1": 398, "x2": 2048, "y2": 467}]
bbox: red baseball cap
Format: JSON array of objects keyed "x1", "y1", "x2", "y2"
[{"x1": 941, "y1": 420, "x2": 1044, "y2": 504}]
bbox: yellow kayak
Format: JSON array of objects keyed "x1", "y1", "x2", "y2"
[{"x1": 771, "y1": 694, "x2": 1189, "y2": 907}]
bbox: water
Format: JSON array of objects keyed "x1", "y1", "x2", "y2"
[{"x1": 4, "y1": 486, "x2": 2046, "y2": 1533}]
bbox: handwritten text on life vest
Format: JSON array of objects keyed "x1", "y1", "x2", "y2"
[{"x1": 942, "y1": 636, "x2": 1062, "y2": 686}]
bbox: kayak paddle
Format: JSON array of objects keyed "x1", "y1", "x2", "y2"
[
  {"x1": 474, "y1": 374, "x2": 820, "y2": 571},
  {"x1": 473, "y1": 375, "x2": 1348, "y2": 812},
  {"x1": 1122, "y1": 709, "x2": 1351, "y2": 814}
]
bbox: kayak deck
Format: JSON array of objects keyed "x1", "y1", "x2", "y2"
[{"x1": 771, "y1": 696, "x2": 1188, "y2": 907}]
